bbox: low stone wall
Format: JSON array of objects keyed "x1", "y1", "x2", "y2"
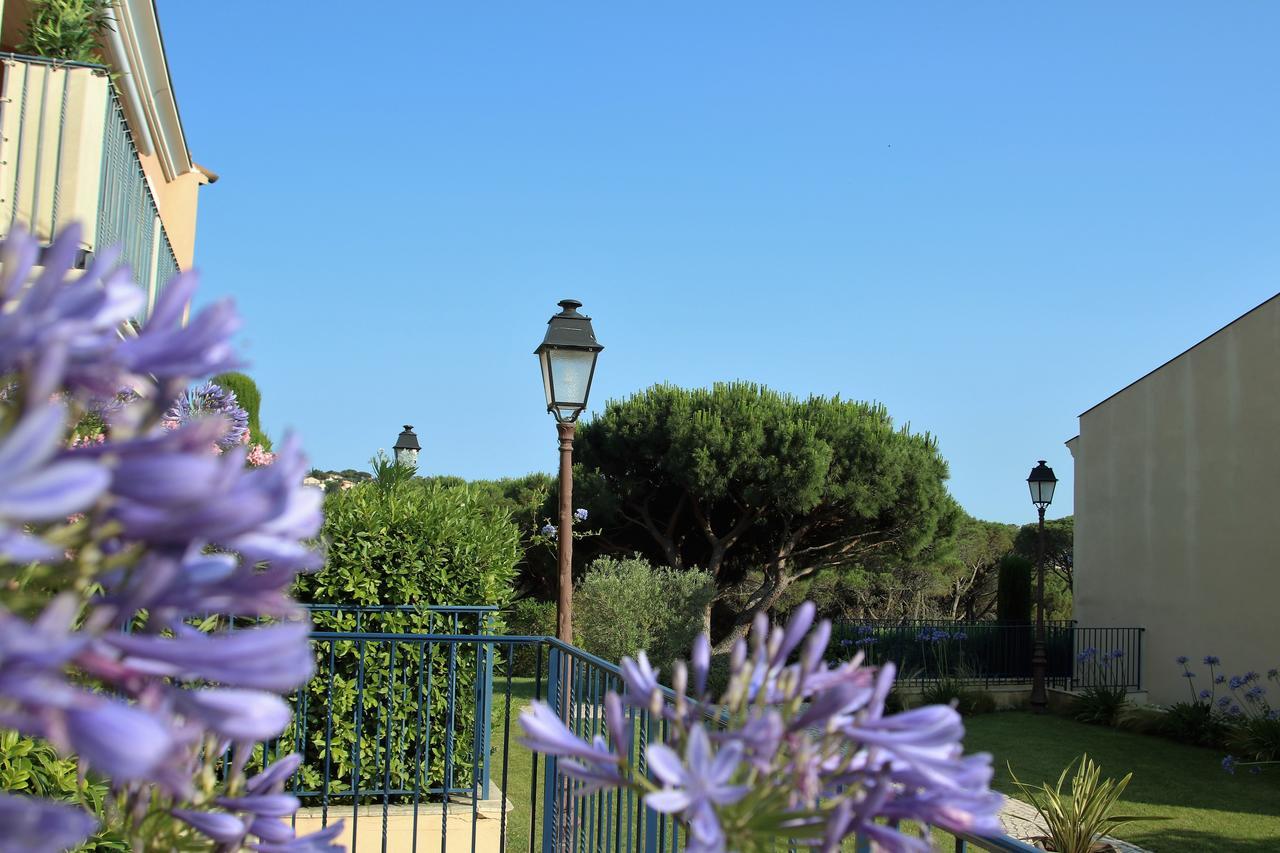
[{"x1": 291, "y1": 788, "x2": 511, "y2": 853}]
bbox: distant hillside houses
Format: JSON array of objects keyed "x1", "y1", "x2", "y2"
[{"x1": 305, "y1": 469, "x2": 373, "y2": 493}]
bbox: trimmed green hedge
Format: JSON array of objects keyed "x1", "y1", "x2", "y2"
[{"x1": 291, "y1": 480, "x2": 520, "y2": 798}]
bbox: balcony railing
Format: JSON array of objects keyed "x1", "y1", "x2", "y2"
[{"x1": 0, "y1": 52, "x2": 180, "y2": 311}]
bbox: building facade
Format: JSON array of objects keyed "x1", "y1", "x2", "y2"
[
  {"x1": 0, "y1": 0, "x2": 209, "y2": 313},
  {"x1": 1067, "y1": 294, "x2": 1280, "y2": 705}
]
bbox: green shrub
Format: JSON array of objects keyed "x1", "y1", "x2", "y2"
[
  {"x1": 573, "y1": 556, "x2": 715, "y2": 669},
  {"x1": 18, "y1": 0, "x2": 109, "y2": 63},
  {"x1": 1226, "y1": 715, "x2": 1280, "y2": 763},
  {"x1": 1009, "y1": 754, "x2": 1164, "y2": 853},
  {"x1": 0, "y1": 731, "x2": 127, "y2": 850},
  {"x1": 1157, "y1": 701, "x2": 1229, "y2": 748},
  {"x1": 919, "y1": 681, "x2": 996, "y2": 716},
  {"x1": 1072, "y1": 686, "x2": 1130, "y2": 727},
  {"x1": 212, "y1": 371, "x2": 271, "y2": 450},
  {"x1": 292, "y1": 479, "x2": 521, "y2": 799},
  {"x1": 996, "y1": 554, "x2": 1032, "y2": 625},
  {"x1": 507, "y1": 598, "x2": 556, "y2": 676}
]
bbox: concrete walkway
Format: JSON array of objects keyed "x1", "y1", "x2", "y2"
[{"x1": 999, "y1": 796, "x2": 1150, "y2": 852}]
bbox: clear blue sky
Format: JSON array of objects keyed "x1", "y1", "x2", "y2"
[{"x1": 158, "y1": 2, "x2": 1279, "y2": 524}]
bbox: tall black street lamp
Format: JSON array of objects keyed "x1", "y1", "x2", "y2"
[
  {"x1": 535, "y1": 299, "x2": 603, "y2": 642},
  {"x1": 1027, "y1": 460, "x2": 1058, "y2": 713}
]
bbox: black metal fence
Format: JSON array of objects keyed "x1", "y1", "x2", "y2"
[{"x1": 830, "y1": 620, "x2": 1144, "y2": 691}]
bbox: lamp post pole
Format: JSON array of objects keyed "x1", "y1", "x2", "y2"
[
  {"x1": 1031, "y1": 503, "x2": 1048, "y2": 713},
  {"x1": 556, "y1": 421, "x2": 576, "y2": 642},
  {"x1": 1026, "y1": 459, "x2": 1057, "y2": 714},
  {"x1": 535, "y1": 298, "x2": 603, "y2": 645}
]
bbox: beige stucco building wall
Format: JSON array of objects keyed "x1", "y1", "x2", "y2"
[{"x1": 1068, "y1": 294, "x2": 1280, "y2": 705}]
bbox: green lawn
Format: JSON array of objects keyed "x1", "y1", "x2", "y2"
[
  {"x1": 490, "y1": 677, "x2": 540, "y2": 853},
  {"x1": 490, "y1": 691, "x2": 1280, "y2": 852},
  {"x1": 965, "y1": 712, "x2": 1280, "y2": 853}
]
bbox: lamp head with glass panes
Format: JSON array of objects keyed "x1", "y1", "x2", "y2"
[
  {"x1": 535, "y1": 299, "x2": 604, "y2": 423},
  {"x1": 1027, "y1": 460, "x2": 1057, "y2": 510},
  {"x1": 393, "y1": 424, "x2": 421, "y2": 468}
]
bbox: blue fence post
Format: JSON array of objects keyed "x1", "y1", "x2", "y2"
[
  {"x1": 644, "y1": 712, "x2": 659, "y2": 853},
  {"x1": 541, "y1": 645, "x2": 562, "y2": 853},
  {"x1": 478, "y1": 614, "x2": 495, "y2": 800}
]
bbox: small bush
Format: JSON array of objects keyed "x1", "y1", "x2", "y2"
[
  {"x1": 507, "y1": 598, "x2": 556, "y2": 676},
  {"x1": 1157, "y1": 701, "x2": 1229, "y2": 748},
  {"x1": 212, "y1": 371, "x2": 272, "y2": 450},
  {"x1": 18, "y1": 0, "x2": 109, "y2": 63},
  {"x1": 996, "y1": 554, "x2": 1033, "y2": 625},
  {"x1": 1009, "y1": 754, "x2": 1164, "y2": 853},
  {"x1": 1072, "y1": 648, "x2": 1130, "y2": 726},
  {"x1": 1226, "y1": 716, "x2": 1280, "y2": 763},
  {"x1": 1073, "y1": 686, "x2": 1130, "y2": 727},
  {"x1": 293, "y1": 479, "x2": 521, "y2": 797},
  {"x1": 573, "y1": 556, "x2": 715, "y2": 669},
  {"x1": 920, "y1": 681, "x2": 997, "y2": 716},
  {"x1": 0, "y1": 731, "x2": 127, "y2": 850}
]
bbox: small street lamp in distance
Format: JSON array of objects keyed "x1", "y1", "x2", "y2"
[
  {"x1": 1027, "y1": 459, "x2": 1058, "y2": 714},
  {"x1": 535, "y1": 299, "x2": 603, "y2": 643},
  {"x1": 393, "y1": 425, "x2": 421, "y2": 469}
]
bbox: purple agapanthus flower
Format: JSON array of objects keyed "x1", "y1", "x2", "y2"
[
  {"x1": 1222, "y1": 756, "x2": 1237, "y2": 774},
  {"x1": 116, "y1": 271, "x2": 242, "y2": 380},
  {"x1": 1203, "y1": 655, "x2": 1220, "y2": 666},
  {"x1": 0, "y1": 225, "x2": 144, "y2": 402},
  {"x1": 105, "y1": 621, "x2": 314, "y2": 692},
  {"x1": 165, "y1": 381, "x2": 250, "y2": 448},
  {"x1": 519, "y1": 598, "x2": 1002, "y2": 851},
  {"x1": 1176, "y1": 656, "x2": 1189, "y2": 665},
  {"x1": 645, "y1": 726, "x2": 749, "y2": 850},
  {"x1": 0, "y1": 403, "x2": 110, "y2": 560},
  {"x1": 0, "y1": 794, "x2": 98, "y2": 853},
  {"x1": 0, "y1": 224, "x2": 325, "y2": 844}
]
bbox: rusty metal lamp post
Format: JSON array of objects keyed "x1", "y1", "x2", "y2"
[
  {"x1": 1027, "y1": 460, "x2": 1058, "y2": 713},
  {"x1": 535, "y1": 299, "x2": 603, "y2": 643}
]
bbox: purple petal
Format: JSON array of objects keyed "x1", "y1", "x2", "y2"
[
  {"x1": 175, "y1": 689, "x2": 292, "y2": 741},
  {"x1": 65, "y1": 701, "x2": 173, "y2": 781},
  {"x1": 644, "y1": 741, "x2": 686, "y2": 787},
  {"x1": 644, "y1": 789, "x2": 692, "y2": 813},
  {"x1": 173, "y1": 808, "x2": 247, "y2": 844},
  {"x1": 214, "y1": 794, "x2": 301, "y2": 818},
  {"x1": 247, "y1": 754, "x2": 304, "y2": 795},
  {"x1": 0, "y1": 458, "x2": 110, "y2": 521},
  {"x1": 0, "y1": 794, "x2": 97, "y2": 853}
]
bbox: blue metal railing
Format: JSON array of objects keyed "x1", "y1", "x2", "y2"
[{"x1": 271, "y1": 611, "x2": 1038, "y2": 852}]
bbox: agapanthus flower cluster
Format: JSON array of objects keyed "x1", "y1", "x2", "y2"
[
  {"x1": 0, "y1": 225, "x2": 335, "y2": 851},
  {"x1": 519, "y1": 602, "x2": 1003, "y2": 852},
  {"x1": 165, "y1": 380, "x2": 250, "y2": 449}
]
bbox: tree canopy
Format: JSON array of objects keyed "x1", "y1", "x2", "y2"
[{"x1": 575, "y1": 382, "x2": 959, "y2": 647}]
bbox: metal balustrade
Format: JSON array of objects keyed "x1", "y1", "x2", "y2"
[{"x1": 259, "y1": 606, "x2": 1040, "y2": 852}]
